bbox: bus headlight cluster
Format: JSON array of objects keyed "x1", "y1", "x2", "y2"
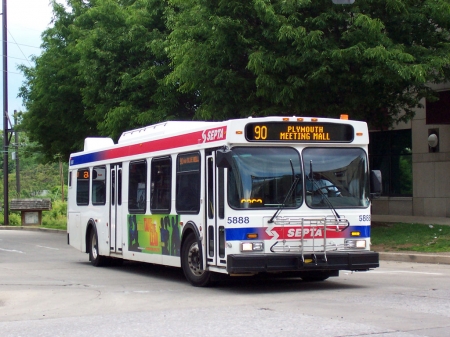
[
  {"x1": 240, "y1": 242, "x2": 264, "y2": 252},
  {"x1": 345, "y1": 239, "x2": 366, "y2": 249}
]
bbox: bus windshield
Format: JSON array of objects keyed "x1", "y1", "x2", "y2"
[
  {"x1": 303, "y1": 147, "x2": 370, "y2": 208},
  {"x1": 228, "y1": 147, "x2": 302, "y2": 209}
]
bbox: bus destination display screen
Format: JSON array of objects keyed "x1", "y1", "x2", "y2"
[{"x1": 245, "y1": 122, "x2": 354, "y2": 142}]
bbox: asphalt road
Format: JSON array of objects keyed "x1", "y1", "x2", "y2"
[{"x1": 1, "y1": 230, "x2": 450, "y2": 337}]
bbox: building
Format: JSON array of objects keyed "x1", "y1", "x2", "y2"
[{"x1": 371, "y1": 83, "x2": 450, "y2": 218}]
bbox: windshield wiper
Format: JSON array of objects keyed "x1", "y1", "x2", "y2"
[
  {"x1": 268, "y1": 160, "x2": 300, "y2": 223},
  {"x1": 308, "y1": 160, "x2": 341, "y2": 220}
]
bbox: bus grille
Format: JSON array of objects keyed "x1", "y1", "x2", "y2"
[{"x1": 268, "y1": 216, "x2": 350, "y2": 261}]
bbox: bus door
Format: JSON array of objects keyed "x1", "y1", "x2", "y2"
[
  {"x1": 110, "y1": 163, "x2": 123, "y2": 253},
  {"x1": 206, "y1": 153, "x2": 227, "y2": 268}
]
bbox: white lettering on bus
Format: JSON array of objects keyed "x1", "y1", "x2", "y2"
[
  {"x1": 202, "y1": 127, "x2": 226, "y2": 143},
  {"x1": 287, "y1": 228, "x2": 323, "y2": 238}
]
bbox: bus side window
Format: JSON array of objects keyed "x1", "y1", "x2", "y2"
[
  {"x1": 92, "y1": 166, "x2": 106, "y2": 205},
  {"x1": 150, "y1": 157, "x2": 172, "y2": 213},
  {"x1": 76, "y1": 168, "x2": 90, "y2": 206},
  {"x1": 129, "y1": 161, "x2": 147, "y2": 213},
  {"x1": 176, "y1": 152, "x2": 200, "y2": 214}
]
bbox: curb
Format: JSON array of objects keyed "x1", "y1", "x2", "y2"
[
  {"x1": 378, "y1": 252, "x2": 450, "y2": 265},
  {"x1": 0, "y1": 226, "x2": 66, "y2": 234}
]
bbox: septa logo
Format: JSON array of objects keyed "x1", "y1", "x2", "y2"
[
  {"x1": 287, "y1": 227, "x2": 323, "y2": 238},
  {"x1": 202, "y1": 126, "x2": 227, "y2": 143},
  {"x1": 265, "y1": 225, "x2": 348, "y2": 240}
]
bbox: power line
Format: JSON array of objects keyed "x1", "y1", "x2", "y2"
[
  {"x1": 0, "y1": 54, "x2": 33, "y2": 62},
  {"x1": 2, "y1": 39, "x2": 41, "y2": 50},
  {"x1": 1, "y1": 69, "x2": 25, "y2": 75},
  {"x1": 7, "y1": 29, "x2": 33, "y2": 67}
]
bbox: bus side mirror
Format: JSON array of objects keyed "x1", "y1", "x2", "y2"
[
  {"x1": 370, "y1": 170, "x2": 382, "y2": 199},
  {"x1": 216, "y1": 149, "x2": 233, "y2": 169}
]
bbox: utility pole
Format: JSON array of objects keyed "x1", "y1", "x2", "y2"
[
  {"x1": 2, "y1": 0, "x2": 9, "y2": 225},
  {"x1": 14, "y1": 110, "x2": 19, "y2": 198}
]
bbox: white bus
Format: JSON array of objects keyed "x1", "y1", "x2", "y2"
[{"x1": 67, "y1": 116, "x2": 381, "y2": 286}]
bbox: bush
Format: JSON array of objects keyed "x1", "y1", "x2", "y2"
[
  {"x1": 9, "y1": 213, "x2": 22, "y2": 226},
  {"x1": 0, "y1": 212, "x2": 22, "y2": 226},
  {"x1": 42, "y1": 200, "x2": 67, "y2": 230}
]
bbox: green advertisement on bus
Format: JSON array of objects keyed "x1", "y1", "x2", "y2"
[{"x1": 128, "y1": 214, "x2": 181, "y2": 256}]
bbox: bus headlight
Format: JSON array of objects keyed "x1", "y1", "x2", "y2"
[
  {"x1": 241, "y1": 242, "x2": 264, "y2": 252},
  {"x1": 345, "y1": 239, "x2": 366, "y2": 249}
]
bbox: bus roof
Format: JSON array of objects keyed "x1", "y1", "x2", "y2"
[{"x1": 70, "y1": 116, "x2": 368, "y2": 167}]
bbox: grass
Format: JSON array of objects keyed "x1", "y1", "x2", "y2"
[
  {"x1": 371, "y1": 222, "x2": 450, "y2": 253},
  {"x1": 41, "y1": 219, "x2": 67, "y2": 231}
]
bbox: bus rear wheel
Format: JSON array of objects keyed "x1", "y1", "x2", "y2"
[
  {"x1": 181, "y1": 233, "x2": 212, "y2": 287},
  {"x1": 89, "y1": 227, "x2": 108, "y2": 267}
]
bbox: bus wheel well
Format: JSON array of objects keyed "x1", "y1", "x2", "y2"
[
  {"x1": 180, "y1": 221, "x2": 200, "y2": 248},
  {"x1": 85, "y1": 221, "x2": 96, "y2": 254},
  {"x1": 181, "y1": 228, "x2": 195, "y2": 248}
]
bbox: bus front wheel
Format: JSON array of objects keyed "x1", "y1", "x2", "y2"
[{"x1": 181, "y1": 233, "x2": 212, "y2": 287}]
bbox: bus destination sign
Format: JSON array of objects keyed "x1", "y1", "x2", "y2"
[{"x1": 245, "y1": 122, "x2": 354, "y2": 142}]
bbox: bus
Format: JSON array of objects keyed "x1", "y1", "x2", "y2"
[{"x1": 67, "y1": 116, "x2": 381, "y2": 286}]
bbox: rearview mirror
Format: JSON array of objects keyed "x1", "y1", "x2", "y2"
[
  {"x1": 370, "y1": 170, "x2": 382, "y2": 198},
  {"x1": 216, "y1": 149, "x2": 233, "y2": 169}
]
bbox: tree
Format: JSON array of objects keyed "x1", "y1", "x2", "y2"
[
  {"x1": 73, "y1": 0, "x2": 198, "y2": 139},
  {"x1": 19, "y1": 0, "x2": 450, "y2": 160},
  {"x1": 19, "y1": 1, "x2": 95, "y2": 162},
  {"x1": 20, "y1": 0, "x2": 198, "y2": 159},
  {"x1": 167, "y1": 0, "x2": 450, "y2": 128}
]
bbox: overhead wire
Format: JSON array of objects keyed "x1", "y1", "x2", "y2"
[{"x1": 7, "y1": 28, "x2": 36, "y2": 67}]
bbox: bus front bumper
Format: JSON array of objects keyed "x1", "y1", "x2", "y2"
[{"x1": 226, "y1": 251, "x2": 379, "y2": 274}]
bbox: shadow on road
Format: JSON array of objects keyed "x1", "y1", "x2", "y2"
[{"x1": 75, "y1": 259, "x2": 369, "y2": 293}]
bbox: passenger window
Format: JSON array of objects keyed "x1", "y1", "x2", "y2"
[
  {"x1": 129, "y1": 161, "x2": 147, "y2": 213},
  {"x1": 176, "y1": 152, "x2": 200, "y2": 214},
  {"x1": 150, "y1": 157, "x2": 172, "y2": 213},
  {"x1": 76, "y1": 168, "x2": 90, "y2": 206},
  {"x1": 92, "y1": 166, "x2": 106, "y2": 205}
]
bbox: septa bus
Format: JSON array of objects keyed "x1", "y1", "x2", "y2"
[{"x1": 67, "y1": 116, "x2": 381, "y2": 286}]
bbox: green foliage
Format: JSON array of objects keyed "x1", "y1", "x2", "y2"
[
  {"x1": 398, "y1": 155, "x2": 412, "y2": 195},
  {"x1": 168, "y1": 0, "x2": 450, "y2": 127},
  {"x1": 42, "y1": 200, "x2": 67, "y2": 230},
  {"x1": 18, "y1": 0, "x2": 450, "y2": 159},
  {"x1": 18, "y1": 1, "x2": 94, "y2": 162},
  {"x1": 372, "y1": 223, "x2": 450, "y2": 253},
  {"x1": 2, "y1": 212, "x2": 22, "y2": 226},
  {"x1": 20, "y1": 0, "x2": 197, "y2": 161}
]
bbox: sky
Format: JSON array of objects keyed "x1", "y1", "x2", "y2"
[{"x1": 1, "y1": 0, "x2": 56, "y2": 128}]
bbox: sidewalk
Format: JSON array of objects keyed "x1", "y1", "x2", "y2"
[
  {"x1": 372, "y1": 214, "x2": 450, "y2": 265},
  {"x1": 372, "y1": 214, "x2": 450, "y2": 226}
]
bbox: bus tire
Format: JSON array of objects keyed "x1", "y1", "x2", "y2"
[
  {"x1": 89, "y1": 227, "x2": 108, "y2": 267},
  {"x1": 181, "y1": 233, "x2": 212, "y2": 287}
]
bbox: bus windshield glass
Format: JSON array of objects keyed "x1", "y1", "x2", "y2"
[
  {"x1": 228, "y1": 147, "x2": 302, "y2": 209},
  {"x1": 303, "y1": 148, "x2": 370, "y2": 208}
]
